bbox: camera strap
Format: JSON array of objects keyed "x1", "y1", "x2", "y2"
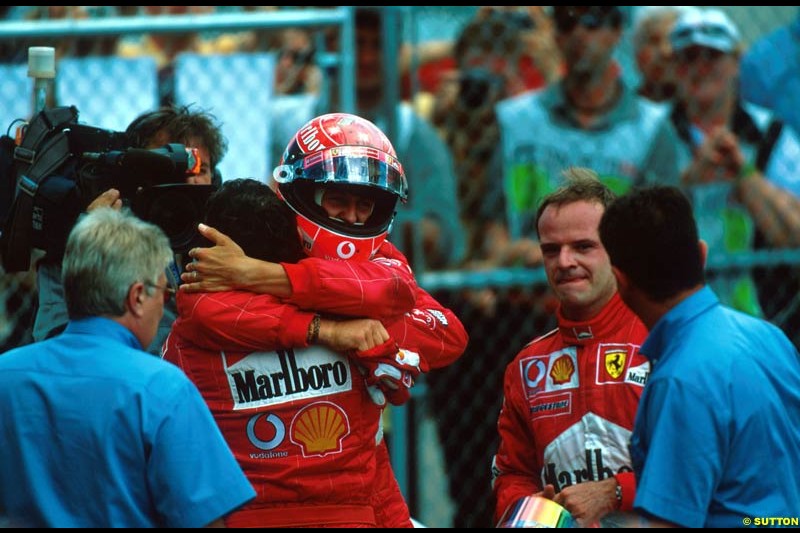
[{"x1": 1, "y1": 106, "x2": 78, "y2": 272}]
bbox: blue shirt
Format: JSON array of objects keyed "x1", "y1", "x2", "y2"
[
  {"x1": 0, "y1": 317, "x2": 255, "y2": 527},
  {"x1": 632, "y1": 287, "x2": 800, "y2": 527},
  {"x1": 740, "y1": 14, "x2": 800, "y2": 135}
]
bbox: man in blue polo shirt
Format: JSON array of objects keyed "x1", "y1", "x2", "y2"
[
  {"x1": 599, "y1": 185, "x2": 800, "y2": 528},
  {"x1": 0, "y1": 208, "x2": 254, "y2": 528}
]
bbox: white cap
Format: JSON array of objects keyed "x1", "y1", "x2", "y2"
[
  {"x1": 28, "y1": 46, "x2": 56, "y2": 79},
  {"x1": 670, "y1": 8, "x2": 741, "y2": 54}
]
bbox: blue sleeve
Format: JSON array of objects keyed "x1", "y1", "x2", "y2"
[
  {"x1": 147, "y1": 375, "x2": 254, "y2": 528},
  {"x1": 633, "y1": 377, "x2": 723, "y2": 528},
  {"x1": 740, "y1": 27, "x2": 800, "y2": 135},
  {"x1": 740, "y1": 44, "x2": 773, "y2": 108}
]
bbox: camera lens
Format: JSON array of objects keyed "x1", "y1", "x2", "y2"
[
  {"x1": 459, "y1": 68, "x2": 505, "y2": 108},
  {"x1": 130, "y1": 184, "x2": 215, "y2": 255}
]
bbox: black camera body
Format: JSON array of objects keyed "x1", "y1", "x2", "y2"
[
  {"x1": 1, "y1": 106, "x2": 211, "y2": 272},
  {"x1": 78, "y1": 142, "x2": 201, "y2": 201},
  {"x1": 33, "y1": 134, "x2": 202, "y2": 259},
  {"x1": 130, "y1": 183, "x2": 214, "y2": 256}
]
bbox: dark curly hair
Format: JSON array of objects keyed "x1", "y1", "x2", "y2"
[
  {"x1": 203, "y1": 178, "x2": 304, "y2": 264},
  {"x1": 125, "y1": 104, "x2": 228, "y2": 176}
]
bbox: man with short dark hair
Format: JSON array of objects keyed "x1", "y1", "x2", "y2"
[
  {"x1": 599, "y1": 185, "x2": 800, "y2": 527},
  {"x1": 165, "y1": 178, "x2": 417, "y2": 527}
]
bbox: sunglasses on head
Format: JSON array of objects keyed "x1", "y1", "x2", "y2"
[{"x1": 554, "y1": 6, "x2": 623, "y2": 33}]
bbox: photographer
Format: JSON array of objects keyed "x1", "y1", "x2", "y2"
[{"x1": 32, "y1": 104, "x2": 227, "y2": 355}]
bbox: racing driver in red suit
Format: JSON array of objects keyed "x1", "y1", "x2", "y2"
[
  {"x1": 491, "y1": 170, "x2": 650, "y2": 527},
  {"x1": 168, "y1": 114, "x2": 468, "y2": 527}
]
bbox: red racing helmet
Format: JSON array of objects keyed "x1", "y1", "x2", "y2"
[{"x1": 272, "y1": 113, "x2": 408, "y2": 261}]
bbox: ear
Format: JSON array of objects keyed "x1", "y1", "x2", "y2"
[
  {"x1": 698, "y1": 239, "x2": 708, "y2": 269},
  {"x1": 612, "y1": 265, "x2": 629, "y2": 293},
  {"x1": 126, "y1": 282, "x2": 147, "y2": 318}
]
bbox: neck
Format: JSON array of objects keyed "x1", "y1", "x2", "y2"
[
  {"x1": 638, "y1": 81, "x2": 677, "y2": 102},
  {"x1": 561, "y1": 291, "x2": 616, "y2": 322},
  {"x1": 633, "y1": 285, "x2": 704, "y2": 330},
  {"x1": 684, "y1": 90, "x2": 736, "y2": 130},
  {"x1": 564, "y1": 66, "x2": 621, "y2": 116}
]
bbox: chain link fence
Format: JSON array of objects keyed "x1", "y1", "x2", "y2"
[
  {"x1": 1, "y1": 6, "x2": 799, "y2": 529},
  {"x1": 416, "y1": 249, "x2": 800, "y2": 527},
  {"x1": 407, "y1": 6, "x2": 800, "y2": 528}
]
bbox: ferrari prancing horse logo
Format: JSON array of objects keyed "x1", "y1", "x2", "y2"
[{"x1": 604, "y1": 350, "x2": 627, "y2": 379}]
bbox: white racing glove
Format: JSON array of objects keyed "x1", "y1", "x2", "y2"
[{"x1": 355, "y1": 341, "x2": 421, "y2": 406}]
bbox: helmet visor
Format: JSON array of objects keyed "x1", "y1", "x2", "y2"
[{"x1": 274, "y1": 146, "x2": 408, "y2": 201}]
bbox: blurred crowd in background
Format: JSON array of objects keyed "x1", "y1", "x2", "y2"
[{"x1": 1, "y1": 5, "x2": 799, "y2": 528}]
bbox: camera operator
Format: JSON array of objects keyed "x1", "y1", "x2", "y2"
[{"x1": 33, "y1": 104, "x2": 227, "y2": 355}]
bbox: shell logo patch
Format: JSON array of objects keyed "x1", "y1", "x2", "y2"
[
  {"x1": 520, "y1": 348, "x2": 579, "y2": 397},
  {"x1": 290, "y1": 401, "x2": 350, "y2": 457},
  {"x1": 550, "y1": 355, "x2": 575, "y2": 385}
]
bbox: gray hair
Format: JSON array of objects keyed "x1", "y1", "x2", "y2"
[
  {"x1": 62, "y1": 208, "x2": 172, "y2": 319},
  {"x1": 632, "y1": 6, "x2": 690, "y2": 49}
]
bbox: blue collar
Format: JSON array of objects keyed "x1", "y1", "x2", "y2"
[
  {"x1": 641, "y1": 286, "x2": 719, "y2": 365},
  {"x1": 64, "y1": 316, "x2": 143, "y2": 350}
]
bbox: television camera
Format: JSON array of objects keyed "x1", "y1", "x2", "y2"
[{"x1": 0, "y1": 106, "x2": 214, "y2": 272}]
